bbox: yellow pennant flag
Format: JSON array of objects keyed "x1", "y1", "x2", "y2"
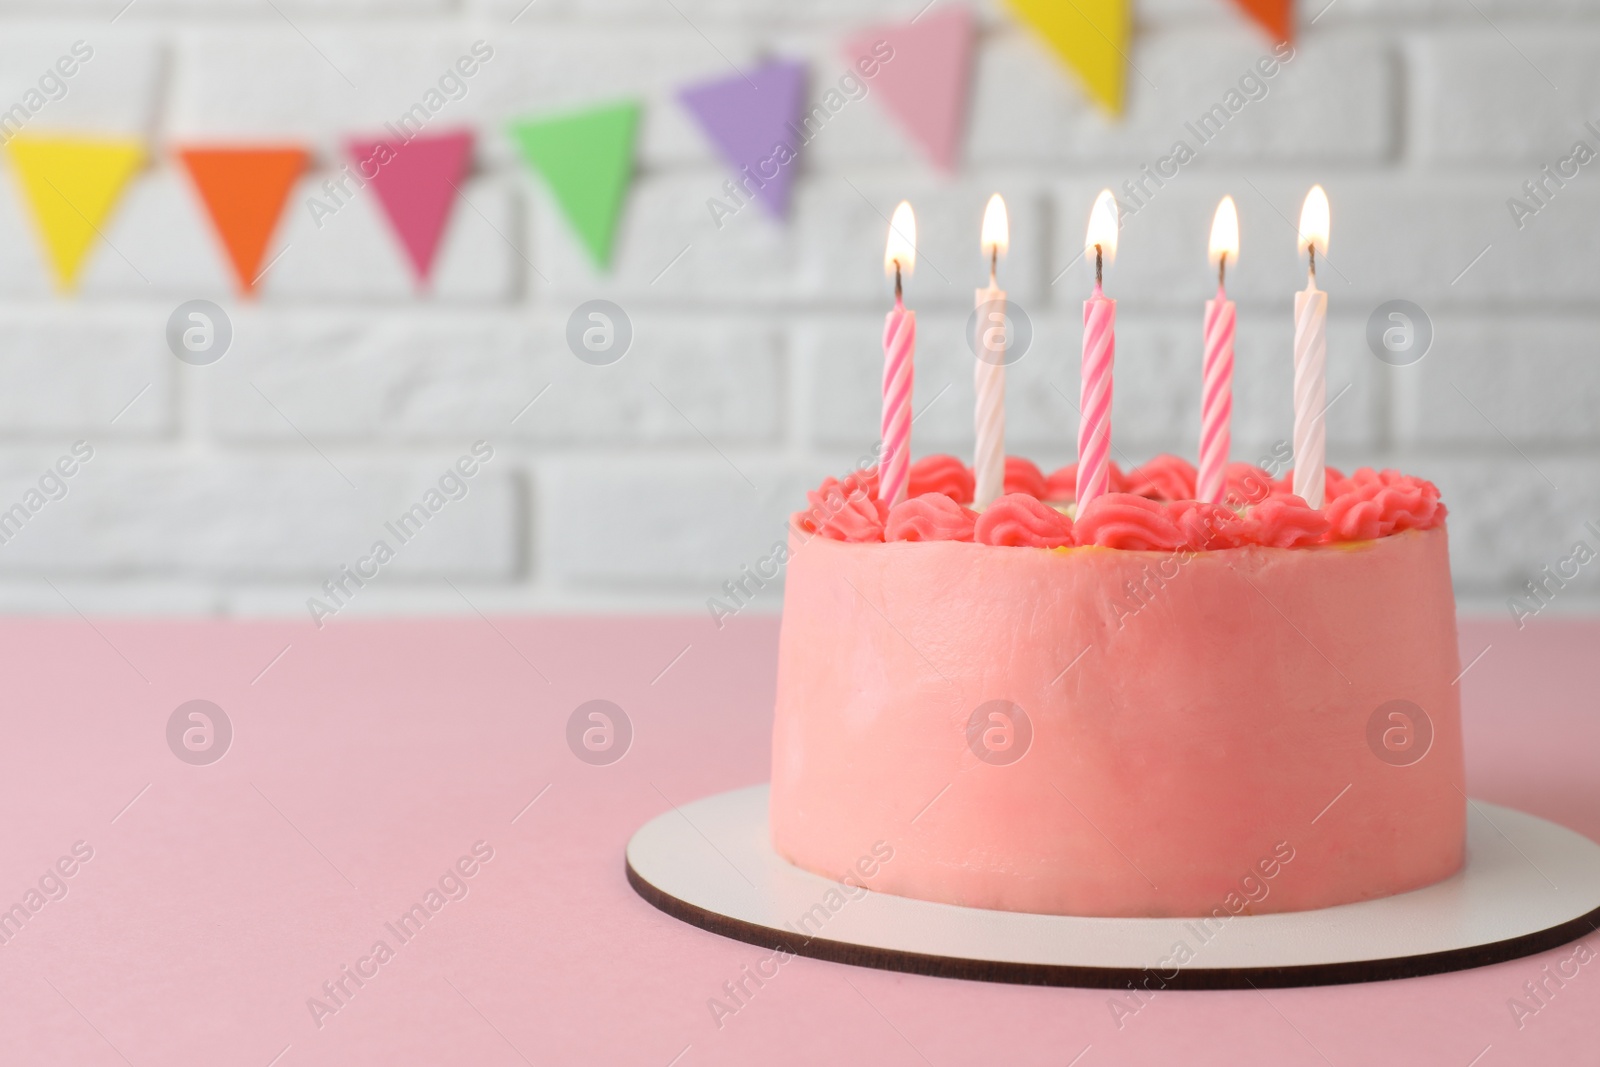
[
  {"x1": 5, "y1": 135, "x2": 145, "y2": 290},
  {"x1": 1005, "y1": 0, "x2": 1130, "y2": 116}
]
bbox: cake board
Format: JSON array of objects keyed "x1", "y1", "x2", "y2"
[{"x1": 626, "y1": 784, "x2": 1600, "y2": 989}]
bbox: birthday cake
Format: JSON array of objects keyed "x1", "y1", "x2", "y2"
[{"x1": 769, "y1": 454, "x2": 1466, "y2": 918}]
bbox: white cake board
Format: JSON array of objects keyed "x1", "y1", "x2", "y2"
[{"x1": 626, "y1": 784, "x2": 1600, "y2": 988}]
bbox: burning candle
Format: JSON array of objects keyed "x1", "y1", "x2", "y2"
[
  {"x1": 973, "y1": 194, "x2": 1009, "y2": 509},
  {"x1": 1293, "y1": 185, "x2": 1329, "y2": 508},
  {"x1": 881, "y1": 201, "x2": 917, "y2": 508},
  {"x1": 1199, "y1": 195, "x2": 1238, "y2": 506},
  {"x1": 1078, "y1": 189, "x2": 1119, "y2": 511}
]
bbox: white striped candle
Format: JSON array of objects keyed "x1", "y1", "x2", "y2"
[
  {"x1": 1292, "y1": 186, "x2": 1330, "y2": 509},
  {"x1": 973, "y1": 194, "x2": 1009, "y2": 509}
]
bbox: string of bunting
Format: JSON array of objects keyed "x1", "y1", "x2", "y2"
[{"x1": 0, "y1": 0, "x2": 1290, "y2": 291}]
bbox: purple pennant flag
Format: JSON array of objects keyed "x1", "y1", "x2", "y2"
[{"x1": 679, "y1": 59, "x2": 807, "y2": 220}]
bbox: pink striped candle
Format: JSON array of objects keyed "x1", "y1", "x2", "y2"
[
  {"x1": 881, "y1": 202, "x2": 917, "y2": 508},
  {"x1": 1077, "y1": 190, "x2": 1119, "y2": 511},
  {"x1": 1199, "y1": 196, "x2": 1238, "y2": 506},
  {"x1": 881, "y1": 300, "x2": 915, "y2": 508}
]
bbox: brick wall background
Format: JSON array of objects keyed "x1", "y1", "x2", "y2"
[{"x1": 0, "y1": 0, "x2": 1594, "y2": 620}]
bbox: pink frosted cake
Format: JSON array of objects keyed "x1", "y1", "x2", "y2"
[{"x1": 770, "y1": 454, "x2": 1465, "y2": 918}]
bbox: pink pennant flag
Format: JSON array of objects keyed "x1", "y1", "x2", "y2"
[
  {"x1": 841, "y1": 6, "x2": 975, "y2": 171},
  {"x1": 346, "y1": 129, "x2": 474, "y2": 286}
]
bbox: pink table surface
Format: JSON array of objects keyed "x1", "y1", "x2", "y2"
[{"x1": 0, "y1": 614, "x2": 1595, "y2": 1066}]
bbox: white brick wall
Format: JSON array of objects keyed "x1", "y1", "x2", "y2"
[{"x1": 0, "y1": 0, "x2": 1595, "y2": 620}]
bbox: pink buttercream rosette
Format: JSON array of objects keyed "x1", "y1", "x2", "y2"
[{"x1": 797, "y1": 455, "x2": 1445, "y2": 549}]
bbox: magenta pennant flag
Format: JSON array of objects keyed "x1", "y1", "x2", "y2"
[
  {"x1": 346, "y1": 129, "x2": 474, "y2": 285},
  {"x1": 841, "y1": 6, "x2": 974, "y2": 171},
  {"x1": 678, "y1": 58, "x2": 807, "y2": 220}
]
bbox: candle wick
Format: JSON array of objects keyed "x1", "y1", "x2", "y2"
[
  {"x1": 1308, "y1": 245, "x2": 1316, "y2": 285},
  {"x1": 1094, "y1": 244, "x2": 1103, "y2": 286},
  {"x1": 989, "y1": 246, "x2": 997, "y2": 287},
  {"x1": 894, "y1": 260, "x2": 903, "y2": 302},
  {"x1": 1218, "y1": 251, "x2": 1227, "y2": 290}
]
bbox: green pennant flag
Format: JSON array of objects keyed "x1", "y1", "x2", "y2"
[{"x1": 508, "y1": 100, "x2": 639, "y2": 270}]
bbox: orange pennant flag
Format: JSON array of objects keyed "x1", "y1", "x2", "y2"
[
  {"x1": 1231, "y1": 0, "x2": 1293, "y2": 43},
  {"x1": 178, "y1": 146, "x2": 307, "y2": 293}
]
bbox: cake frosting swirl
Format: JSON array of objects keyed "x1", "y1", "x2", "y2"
[
  {"x1": 973, "y1": 493, "x2": 1073, "y2": 548},
  {"x1": 885, "y1": 493, "x2": 978, "y2": 542},
  {"x1": 791, "y1": 454, "x2": 1445, "y2": 549}
]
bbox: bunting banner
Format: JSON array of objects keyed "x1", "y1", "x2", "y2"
[
  {"x1": 841, "y1": 7, "x2": 974, "y2": 171},
  {"x1": 1231, "y1": 0, "x2": 1293, "y2": 44},
  {"x1": 347, "y1": 129, "x2": 473, "y2": 286},
  {"x1": 0, "y1": 10, "x2": 1310, "y2": 290},
  {"x1": 678, "y1": 59, "x2": 807, "y2": 220},
  {"x1": 177, "y1": 145, "x2": 307, "y2": 293},
  {"x1": 1003, "y1": 0, "x2": 1129, "y2": 116},
  {"x1": 507, "y1": 101, "x2": 639, "y2": 269},
  {"x1": 5, "y1": 134, "x2": 144, "y2": 290}
]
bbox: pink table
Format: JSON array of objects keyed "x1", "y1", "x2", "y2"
[{"x1": 0, "y1": 615, "x2": 1595, "y2": 1065}]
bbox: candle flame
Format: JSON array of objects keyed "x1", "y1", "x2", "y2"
[
  {"x1": 1208, "y1": 195, "x2": 1239, "y2": 266},
  {"x1": 1084, "y1": 189, "x2": 1118, "y2": 264},
  {"x1": 981, "y1": 194, "x2": 1009, "y2": 257},
  {"x1": 1297, "y1": 185, "x2": 1329, "y2": 257},
  {"x1": 884, "y1": 201, "x2": 916, "y2": 277}
]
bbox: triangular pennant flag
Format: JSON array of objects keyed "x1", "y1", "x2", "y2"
[
  {"x1": 1004, "y1": 0, "x2": 1130, "y2": 116},
  {"x1": 4, "y1": 135, "x2": 144, "y2": 290},
  {"x1": 507, "y1": 101, "x2": 639, "y2": 269},
  {"x1": 678, "y1": 59, "x2": 807, "y2": 220},
  {"x1": 841, "y1": 7, "x2": 974, "y2": 170},
  {"x1": 347, "y1": 130, "x2": 473, "y2": 287},
  {"x1": 177, "y1": 145, "x2": 307, "y2": 294},
  {"x1": 1230, "y1": 0, "x2": 1293, "y2": 44}
]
